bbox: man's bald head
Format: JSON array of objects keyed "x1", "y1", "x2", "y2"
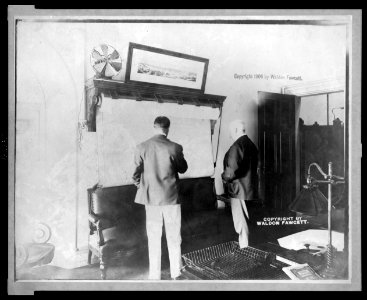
[{"x1": 229, "y1": 119, "x2": 246, "y2": 141}]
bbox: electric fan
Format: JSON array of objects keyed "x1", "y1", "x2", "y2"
[{"x1": 90, "y1": 44, "x2": 122, "y2": 78}]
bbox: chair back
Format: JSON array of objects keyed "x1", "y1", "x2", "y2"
[{"x1": 88, "y1": 185, "x2": 145, "y2": 228}]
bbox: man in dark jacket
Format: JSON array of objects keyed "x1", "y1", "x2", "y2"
[
  {"x1": 132, "y1": 116, "x2": 188, "y2": 280},
  {"x1": 222, "y1": 120, "x2": 258, "y2": 248}
]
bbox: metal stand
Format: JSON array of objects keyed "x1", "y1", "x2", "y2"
[{"x1": 307, "y1": 162, "x2": 345, "y2": 279}]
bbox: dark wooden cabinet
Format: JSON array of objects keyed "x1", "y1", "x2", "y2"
[{"x1": 258, "y1": 92, "x2": 301, "y2": 211}]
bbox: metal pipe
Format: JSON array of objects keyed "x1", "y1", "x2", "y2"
[
  {"x1": 306, "y1": 161, "x2": 345, "y2": 275},
  {"x1": 328, "y1": 162, "x2": 333, "y2": 262},
  {"x1": 327, "y1": 94, "x2": 330, "y2": 125},
  {"x1": 312, "y1": 180, "x2": 333, "y2": 184},
  {"x1": 308, "y1": 162, "x2": 328, "y2": 179},
  {"x1": 332, "y1": 174, "x2": 345, "y2": 180},
  {"x1": 327, "y1": 162, "x2": 333, "y2": 268},
  {"x1": 297, "y1": 90, "x2": 344, "y2": 98}
]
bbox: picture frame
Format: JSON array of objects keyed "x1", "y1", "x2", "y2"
[{"x1": 125, "y1": 42, "x2": 209, "y2": 93}]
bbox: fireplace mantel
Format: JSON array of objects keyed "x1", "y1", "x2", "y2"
[{"x1": 84, "y1": 78, "x2": 226, "y2": 132}]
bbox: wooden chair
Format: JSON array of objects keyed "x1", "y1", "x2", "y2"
[{"x1": 87, "y1": 184, "x2": 147, "y2": 279}]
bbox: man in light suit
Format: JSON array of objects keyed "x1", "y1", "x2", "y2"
[
  {"x1": 222, "y1": 120, "x2": 259, "y2": 248},
  {"x1": 132, "y1": 116, "x2": 188, "y2": 280}
]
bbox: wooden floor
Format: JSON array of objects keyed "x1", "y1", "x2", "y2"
[
  {"x1": 16, "y1": 233, "x2": 236, "y2": 280},
  {"x1": 15, "y1": 205, "x2": 345, "y2": 281}
]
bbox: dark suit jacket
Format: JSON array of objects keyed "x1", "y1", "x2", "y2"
[
  {"x1": 132, "y1": 134, "x2": 188, "y2": 206},
  {"x1": 222, "y1": 135, "x2": 259, "y2": 200}
]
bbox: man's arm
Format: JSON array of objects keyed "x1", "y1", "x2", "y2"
[
  {"x1": 222, "y1": 144, "x2": 242, "y2": 183},
  {"x1": 173, "y1": 144, "x2": 188, "y2": 174},
  {"x1": 132, "y1": 146, "x2": 143, "y2": 188}
]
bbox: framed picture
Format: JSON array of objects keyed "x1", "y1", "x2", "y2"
[{"x1": 125, "y1": 42, "x2": 209, "y2": 92}]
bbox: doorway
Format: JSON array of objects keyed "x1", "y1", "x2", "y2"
[
  {"x1": 299, "y1": 91, "x2": 346, "y2": 219},
  {"x1": 257, "y1": 91, "x2": 301, "y2": 212},
  {"x1": 258, "y1": 90, "x2": 346, "y2": 211}
]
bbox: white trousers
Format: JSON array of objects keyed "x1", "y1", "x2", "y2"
[
  {"x1": 230, "y1": 198, "x2": 249, "y2": 248},
  {"x1": 145, "y1": 204, "x2": 182, "y2": 280}
]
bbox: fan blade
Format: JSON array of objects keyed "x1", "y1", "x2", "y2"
[
  {"x1": 104, "y1": 62, "x2": 118, "y2": 77},
  {"x1": 91, "y1": 49, "x2": 103, "y2": 61},
  {"x1": 108, "y1": 50, "x2": 120, "y2": 60},
  {"x1": 109, "y1": 61, "x2": 122, "y2": 72},
  {"x1": 93, "y1": 62, "x2": 106, "y2": 73},
  {"x1": 109, "y1": 57, "x2": 122, "y2": 66},
  {"x1": 100, "y1": 44, "x2": 109, "y2": 57},
  {"x1": 100, "y1": 63, "x2": 108, "y2": 77}
]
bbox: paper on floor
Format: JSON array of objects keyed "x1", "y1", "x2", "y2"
[{"x1": 277, "y1": 229, "x2": 344, "y2": 252}]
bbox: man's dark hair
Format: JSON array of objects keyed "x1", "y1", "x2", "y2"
[{"x1": 154, "y1": 116, "x2": 170, "y2": 129}]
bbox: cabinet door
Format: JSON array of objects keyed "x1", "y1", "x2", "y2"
[{"x1": 258, "y1": 92, "x2": 301, "y2": 211}]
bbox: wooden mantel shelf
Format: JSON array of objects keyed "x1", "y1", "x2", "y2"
[{"x1": 84, "y1": 78, "x2": 226, "y2": 132}]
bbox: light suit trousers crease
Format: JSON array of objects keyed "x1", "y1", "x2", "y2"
[
  {"x1": 230, "y1": 198, "x2": 249, "y2": 248},
  {"x1": 145, "y1": 204, "x2": 182, "y2": 280}
]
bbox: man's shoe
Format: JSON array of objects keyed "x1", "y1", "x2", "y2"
[{"x1": 172, "y1": 274, "x2": 186, "y2": 280}]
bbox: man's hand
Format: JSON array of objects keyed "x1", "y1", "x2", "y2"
[
  {"x1": 221, "y1": 172, "x2": 226, "y2": 182},
  {"x1": 132, "y1": 146, "x2": 143, "y2": 188},
  {"x1": 222, "y1": 170, "x2": 234, "y2": 183}
]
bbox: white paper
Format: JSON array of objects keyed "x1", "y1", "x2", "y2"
[{"x1": 277, "y1": 229, "x2": 344, "y2": 252}]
